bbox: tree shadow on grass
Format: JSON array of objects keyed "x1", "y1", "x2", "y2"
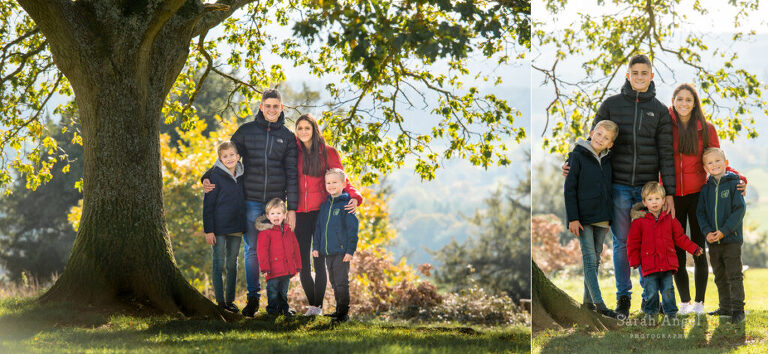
[
  {"x1": 0, "y1": 302, "x2": 529, "y2": 352},
  {"x1": 538, "y1": 314, "x2": 747, "y2": 353}
]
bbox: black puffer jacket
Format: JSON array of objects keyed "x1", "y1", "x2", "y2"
[
  {"x1": 591, "y1": 80, "x2": 675, "y2": 195},
  {"x1": 205, "y1": 111, "x2": 298, "y2": 210}
]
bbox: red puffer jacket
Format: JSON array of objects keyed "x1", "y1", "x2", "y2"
[
  {"x1": 670, "y1": 108, "x2": 746, "y2": 196},
  {"x1": 627, "y1": 203, "x2": 700, "y2": 277},
  {"x1": 255, "y1": 216, "x2": 301, "y2": 281},
  {"x1": 296, "y1": 139, "x2": 363, "y2": 213}
]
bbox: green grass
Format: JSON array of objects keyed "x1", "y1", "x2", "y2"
[
  {"x1": 0, "y1": 298, "x2": 530, "y2": 353},
  {"x1": 533, "y1": 268, "x2": 768, "y2": 353}
]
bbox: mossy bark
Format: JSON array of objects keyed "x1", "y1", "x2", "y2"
[
  {"x1": 17, "y1": 0, "x2": 250, "y2": 320},
  {"x1": 532, "y1": 261, "x2": 619, "y2": 334}
]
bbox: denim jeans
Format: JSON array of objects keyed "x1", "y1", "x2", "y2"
[
  {"x1": 611, "y1": 183, "x2": 644, "y2": 298},
  {"x1": 266, "y1": 275, "x2": 291, "y2": 314},
  {"x1": 579, "y1": 225, "x2": 608, "y2": 305},
  {"x1": 243, "y1": 200, "x2": 265, "y2": 297},
  {"x1": 641, "y1": 271, "x2": 677, "y2": 315},
  {"x1": 211, "y1": 233, "x2": 242, "y2": 304}
]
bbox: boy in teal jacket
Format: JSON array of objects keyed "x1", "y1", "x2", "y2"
[
  {"x1": 696, "y1": 148, "x2": 746, "y2": 323},
  {"x1": 313, "y1": 168, "x2": 359, "y2": 322}
]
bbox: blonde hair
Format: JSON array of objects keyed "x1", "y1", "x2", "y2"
[
  {"x1": 265, "y1": 198, "x2": 287, "y2": 213},
  {"x1": 216, "y1": 141, "x2": 238, "y2": 156},
  {"x1": 594, "y1": 120, "x2": 619, "y2": 142},
  {"x1": 702, "y1": 147, "x2": 726, "y2": 161},
  {"x1": 325, "y1": 168, "x2": 346, "y2": 182},
  {"x1": 641, "y1": 182, "x2": 666, "y2": 200}
]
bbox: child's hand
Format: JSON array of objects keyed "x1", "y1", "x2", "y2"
[
  {"x1": 714, "y1": 230, "x2": 724, "y2": 242},
  {"x1": 312, "y1": 250, "x2": 319, "y2": 258},
  {"x1": 694, "y1": 248, "x2": 704, "y2": 257},
  {"x1": 568, "y1": 221, "x2": 583, "y2": 237},
  {"x1": 706, "y1": 232, "x2": 717, "y2": 243},
  {"x1": 343, "y1": 254, "x2": 353, "y2": 262},
  {"x1": 202, "y1": 178, "x2": 215, "y2": 193},
  {"x1": 205, "y1": 233, "x2": 216, "y2": 245}
]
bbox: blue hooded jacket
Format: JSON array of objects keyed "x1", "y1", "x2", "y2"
[
  {"x1": 696, "y1": 171, "x2": 745, "y2": 245},
  {"x1": 313, "y1": 192, "x2": 359, "y2": 256},
  {"x1": 202, "y1": 159, "x2": 246, "y2": 235}
]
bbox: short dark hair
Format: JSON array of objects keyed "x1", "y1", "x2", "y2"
[
  {"x1": 262, "y1": 88, "x2": 282, "y2": 102},
  {"x1": 628, "y1": 54, "x2": 651, "y2": 68}
]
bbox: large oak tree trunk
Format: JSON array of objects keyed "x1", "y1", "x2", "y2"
[
  {"x1": 16, "y1": 0, "x2": 250, "y2": 319},
  {"x1": 532, "y1": 261, "x2": 619, "y2": 334}
]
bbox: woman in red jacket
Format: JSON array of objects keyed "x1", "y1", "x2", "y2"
[
  {"x1": 669, "y1": 83, "x2": 745, "y2": 315},
  {"x1": 294, "y1": 114, "x2": 363, "y2": 316}
]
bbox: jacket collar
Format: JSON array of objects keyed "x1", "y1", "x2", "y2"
[
  {"x1": 706, "y1": 171, "x2": 739, "y2": 185},
  {"x1": 326, "y1": 191, "x2": 351, "y2": 204},
  {"x1": 621, "y1": 79, "x2": 656, "y2": 103},
  {"x1": 254, "y1": 110, "x2": 286, "y2": 129}
]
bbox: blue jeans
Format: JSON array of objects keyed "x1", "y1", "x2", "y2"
[
  {"x1": 642, "y1": 271, "x2": 677, "y2": 316},
  {"x1": 266, "y1": 275, "x2": 291, "y2": 314},
  {"x1": 611, "y1": 183, "x2": 644, "y2": 298},
  {"x1": 211, "y1": 233, "x2": 242, "y2": 304},
  {"x1": 579, "y1": 225, "x2": 608, "y2": 304},
  {"x1": 244, "y1": 200, "x2": 265, "y2": 298}
]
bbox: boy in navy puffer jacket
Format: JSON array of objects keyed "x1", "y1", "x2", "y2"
[
  {"x1": 696, "y1": 148, "x2": 746, "y2": 323},
  {"x1": 313, "y1": 168, "x2": 359, "y2": 322},
  {"x1": 202, "y1": 141, "x2": 246, "y2": 313}
]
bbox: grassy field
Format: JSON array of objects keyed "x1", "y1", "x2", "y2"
[
  {"x1": 0, "y1": 297, "x2": 530, "y2": 353},
  {"x1": 533, "y1": 268, "x2": 768, "y2": 353}
]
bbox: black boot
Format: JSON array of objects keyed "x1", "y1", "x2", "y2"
[
  {"x1": 241, "y1": 296, "x2": 259, "y2": 317},
  {"x1": 615, "y1": 295, "x2": 631, "y2": 319},
  {"x1": 708, "y1": 308, "x2": 731, "y2": 316},
  {"x1": 225, "y1": 302, "x2": 240, "y2": 313},
  {"x1": 582, "y1": 302, "x2": 596, "y2": 311},
  {"x1": 595, "y1": 303, "x2": 619, "y2": 319},
  {"x1": 731, "y1": 311, "x2": 745, "y2": 324}
]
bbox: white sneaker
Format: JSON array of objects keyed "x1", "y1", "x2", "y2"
[
  {"x1": 305, "y1": 306, "x2": 319, "y2": 316},
  {"x1": 678, "y1": 302, "x2": 692, "y2": 315},
  {"x1": 314, "y1": 306, "x2": 323, "y2": 316},
  {"x1": 693, "y1": 301, "x2": 706, "y2": 315}
]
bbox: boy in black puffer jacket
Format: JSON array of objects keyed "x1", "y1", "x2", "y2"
[
  {"x1": 564, "y1": 120, "x2": 620, "y2": 319},
  {"x1": 696, "y1": 148, "x2": 746, "y2": 323},
  {"x1": 313, "y1": 168, "x2": 359, "y2": 322}
]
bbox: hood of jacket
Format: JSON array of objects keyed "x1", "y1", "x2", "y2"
[
  {"x1": 254, "y1": 215, "x2": 282, "y2": 231},
  {"x1": 575, "y1": 138, "x2": 610, "y2": 161},
  {"x1": 214, "y1": 159, "x2": 244, "y2": 180},
  {"x1": 706, "y1": 171, "x2": 740, "y2": 185},
  {"x1": 253, "y1": 110, "x2": 286, "y2": 130},
  {"x1": 630, "y1": 202, "x2": 670, "y2": 221},
  {"x1": 621, "y1": 79, "x2": 657, "y2": 103}
]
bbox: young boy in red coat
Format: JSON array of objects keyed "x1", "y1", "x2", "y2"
[
  {"x1": 627, "y1": 182, "x2": 703, "y2": 318},
  {"x1": 256, "y1": 198, "x2": 302, "y2": 316}
]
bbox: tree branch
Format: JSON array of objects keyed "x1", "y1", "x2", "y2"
[
  {"x1": 15, "y1": 0, "x2": 85, "y2": 77},
  {"x1": 191, "y1": 0, "x2": 256, "y2": 38}
]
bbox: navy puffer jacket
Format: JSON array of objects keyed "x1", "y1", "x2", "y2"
[{"x1": 313, "y1": 192, "x2": 359, "y2": 256}]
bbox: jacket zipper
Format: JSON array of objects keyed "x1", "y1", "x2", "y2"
[
  {"x1": 304, "y1": 175, "x2": 308, "y2": 212},
  {"x1": 680, "y1": 153, "x2": 684, "y2": 195},
  {"x1": 714, "y1": 178, "x2": 720, "y2": 244},
  {"x1": 324, "y1": 195, "x2": 335, "y2": 254},
  {"x1": 263, "y1": 127, "x2": 271, "y2": 202},
  {"x1": 632, "y1": 92, "x2": 638, "y2": 185}
]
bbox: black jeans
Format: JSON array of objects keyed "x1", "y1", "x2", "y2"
[
  {"x1": 296, "y1": 211, "x2": 327, "y2": 307},
  {"x1": 709, "y1": 242, "x2": 745, "y2": 312},
  {"x1": 673, "y1": 193, "x2": 709, "y2": 303},
  {"x1": 326, "y1": 254, "x2": 350, "y2": 314}
]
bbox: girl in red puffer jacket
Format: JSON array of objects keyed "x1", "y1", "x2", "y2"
[
  {"x1": 628, "y1": 182, "x2": 703, "y2": 318},
  {"x1": 294, "y1": 114, "x2": 363, "y2": 316},
  {"x1": 669, "y1": 83, "x2": 746, "y2": 315}
]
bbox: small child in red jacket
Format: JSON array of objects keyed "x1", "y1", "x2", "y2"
[
  {"x1": 256, "y1": 198, "x2": 302, "y2": 316},
  {"x1": 627, "y1": 182, "x2": 703, "y2": 318}
]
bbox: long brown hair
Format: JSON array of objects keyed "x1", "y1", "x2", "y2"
[
  {"x1": 672, "y1": 83, "x2": 710, "y2": 155},
  {"x1": 295, "y1": 114, "x2": 328, "y2": 177}
]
